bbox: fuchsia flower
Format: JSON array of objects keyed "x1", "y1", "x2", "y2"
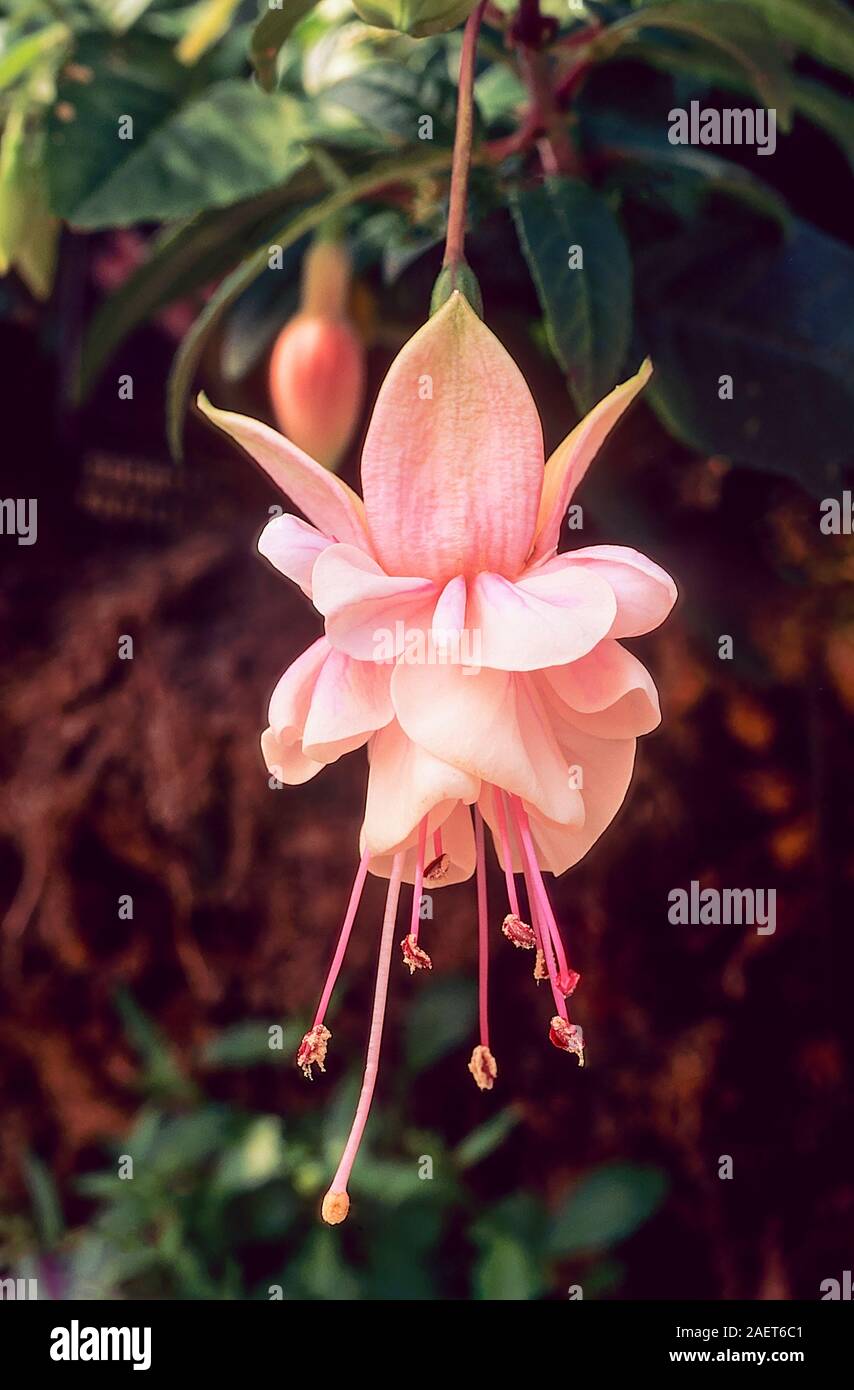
[{"x1": 199, "y1": 291, "x2": 677, "y2": 1224}]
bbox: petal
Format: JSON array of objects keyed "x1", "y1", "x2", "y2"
[
  {"x1": 391, "y1": 663, "x2": 584, "y2": 826},
  {"x1": 538, "y1": 639, "x2": 661, "y2": 738},
  {"x1": 432, "y1": 575, "x2": 467, "y2": 653},
  {"x1": 527, "y1": 728, "x2": 637, "y2": 873},
  {"x1": 268, "y1": 637, "x2": 330, "y2": 737},
  {"x1": 302, "y1": 650, "x2": 394, "y2": 761},
  {"x1": 311, "y1": 543, "x2": 438, "y2": 659},
  {"x1": 529, "y1": 360, "x2": 653, "y2": 564},
  {"x1": 362, "y1": 719, "x2": 479, "y2": 856},
  {"x1": 557, "y1": 545, "x2": 677, "y2": 637},
  {"x1": 197, "y1": 393, "x2": 371, "y2": 550},
  {"x1": 257, "y1": 513, "x2": 332, "y2": 598},
  {"x1": 366, "y1": 801, "x2": 476, "y2": 887},
  {"x1": 465, "y1": 564, "x2": 617, "y2": 671},
  {"x1": 360, "y1": 293, "x2": 544, "y2": 582},
  {"x1": 261, "y1": 725, "x2": 323, "y2": 785}
]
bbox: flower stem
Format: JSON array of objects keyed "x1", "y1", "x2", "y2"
[{"x1": 443, "y1": 0, "x2": 487, "y2": 271}]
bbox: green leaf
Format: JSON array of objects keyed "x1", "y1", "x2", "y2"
[
  {"x1": 597, "y1": 0, "x2": 794, "y2": 127},
  {"x1": 548, "y1": 1163, "x2": 667, "y2": 1255},
  {"x1": 403, "y1": 975, "x2": 476, "y2": 1073},
  {"x1": 475, "y1": 1235, "x2": 543, "y2": 1300},
  {"x1": 0, "y1": 21, "x2": 69, "y2": 89},
  {"x1": 792, "y1": 76, "x2": 854, "y2": 172},
  {"x1": 199, "y1": 1018, "x2": 302, "y2": 1067},
  {"x1": 250, "y1": 0, "x2": 319, "y2": 92},
  {"x1": 323, "y1": 62, "x2": 456, "y2": 144},
  {"x1": 23, "y1": 1153, "x2": 64, "y2": 1248},
  {"x1": 220, "y1": 265, "x2": 301, "y2": 381},
  {"x1": 706, "y1": 0, "x2": 854, "y2": 80},
  {"x1": 638, "y1": 219, "x2": 854, "y2": 493},
  {"x1": 453, "y1": 1105, "x2": 520, "y2": 1170},
  {"x1": 511, "y1": 175, "x2": 633, "y2": 413},
  {"x1": 214, "y1": 1117, "x2": 286, "y2": 1192},
  {"x1": 167, "y1": 143, "x2": 454, "y2": 458},
  {"x1": 67, "y1": 81, "x2": 309, "y2": 228}
]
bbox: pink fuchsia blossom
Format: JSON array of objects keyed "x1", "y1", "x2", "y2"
[{"x1": 199, "y1": 290, "x2": 676, "y2": 1224}]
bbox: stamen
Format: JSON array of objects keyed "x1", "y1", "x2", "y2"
[
  {"x1": 549, "y1": 1016, "x2": 585, "y2": 1066},
  {"x1": 502, "y1": 914, "x2": 536, "y2": 949},
  {"x1": 322, "y1": 852, "x2": 404, "y2": 1225},
  {"x1": 468, "y1": 1043, "x2": 498, "y2": 1091},
  {"x1": 424, "y1": 852, "x2": 450, "y2": 883},
  {"x1": 401, "y1": 932, "x2": 432, "y2": 973},
  {"x1": 510, "y1": 796, "x2": 581, "y2": 1001},
  {"x1": 296, "y1": 850, "x2": 371, "y2": 1079},
  {"x1": 408, "y1": 814, "x2": 428, "y2": 946},
  {"x1": 474, "y1": 806, "x2": 491, "y2": 1055}
]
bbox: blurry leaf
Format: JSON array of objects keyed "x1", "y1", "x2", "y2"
[
  {"x1": 167, "y1": 144, "x2": 454, "y2": 458},
  {"x1": 0, "y1": 21, "x2": 69, "y2": 89},
  {"x1": 46, "y1": 33, "x2": 194, "y2": 220},
  {"x1": 403, "y1": 975, "x2": 476, "y2": 1073},
  {"x1": 296, "y1": 1227, "x2": 361, "y2": 1300},
  {"x1": 350, "y1": 1156, "x2": 435, "y2": 1204},
  {"x1": 68, "y1": 81, "x2": 309, "y2": 228},
  {"x1": 199, "y1": 1018, "x2": 302, "y2": 1066},
  {"x1": 323, "y1": 62, "x2": 456, "y2": 144},
  {"x1": 471, "y1": 1191, "x2": 548, "y2": 1249},
  {"x1": 475, "y1": 1235, "x2": 543, "y2": 1300},
  {"x1": 475, "y1": 61, "x2": 526, "y2": 127},
  {"x1": 366, "y1": 1200, "x2": 443, "y2": 1299},
  {"x1": 548, "y1": 1163, "x2": 667, "y2": 1255},
  {"x1": 638, "y1": 219, "x2": 854, "y2": 493},
  {"x1": 580, "y1": 111, "x2": 793, "y2": 232},
  {"x1": 453, "y1": 1105, "x2": 520, "y2": 1170},
  {"x1": 250, "y1": 0, "x2": 318, "y2": 91},
  {"x1": 148, "y1": 1106, "x2": 237, "y2": 1174},
  {"x1": 511, "y1": 175, "x2": 633, "y2": 413},
  {"x1": 219, "y1": 263, "x2": 302, "y2": 381},
  {"x1": 597, "y1": 0, "x2": 794, "y2": 126},
  {"x1": 87, "y1": 0, "x2": 158, "y2": 33},
  {"x1": 706, "y1": 0, "x2": 854, "y2": 79},
  {"x1": 215, "y1": 1117, "x2": 286, "y2": 1192},
  {"x1": 113, "y1": 988, "x2": 193, "y2": 1099},
  {"x1": 176, "y1": 0, "x2": 242, "y2": 66},
  {"x1": 0, "y1": 109, "x2": 58, "y2": 298},
  {"x1": 23, "y1": 1153, "x2": 64, "y2": 1248},
  {"x1": 792, "y1": 76, "x2": 854, "y2": 172}
]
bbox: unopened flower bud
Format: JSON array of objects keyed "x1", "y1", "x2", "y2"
[
  {"x1": 502, "y1": 913, "x2": 536, "y2": 949},
  {"x1": 268, "y1": 239, "x2": 365, "y2": 470},
  {"x1": 352, "y1": 0, "x2": 479, "y2": 38},
  {"x1": 468, "y1": 1044, "x2": 498, "y2": 1091},
  {"x1": 321, "y1": 1190, "x2": 350, "y2": 1225},
  {"x1": 296, "y1": 1023, "x2": 331, "y2": 1078},
  {"x1": 549, "y1": 1016, "x2": 584, "y2": 1065},
  {"x1": 401, "y1": 933, "x2": 432, "y2": 973}
]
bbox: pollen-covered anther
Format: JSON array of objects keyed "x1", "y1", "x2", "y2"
[
  {"x1": 401, "y1": 933, "x2": 433, "y2": 973},
  {"x1": 468, "y1": 1044, "x2": 498, "y2": 1091},
  {"x1": 533, "y1": 947, "x2": 548, "y2": 982},
  {"x1": 549, "y1": 1016, "x2": 584, "y2": 1066},
  {"x1": 423, "y1": 853, "x2": 450, "y2": 883},
  {"x1": 559, "y1": 968, "x2": 581, "y2": 998},
  {"x1": 321, "y1": 1190, "x2": 350, "y2": 1225},
  {"x1": 502, "y1": 913, "x2": 536, "y2": 949},
  {"x1": 296, "y1": 1023, "x2": 331, "y2": 1079}
]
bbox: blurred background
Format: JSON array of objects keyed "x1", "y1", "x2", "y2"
[{"x1": 0, "y1": 0, "x2": 852, "y2": 1300}]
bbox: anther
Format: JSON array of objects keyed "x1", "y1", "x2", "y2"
[
  {"x1": 424, "y1": 853, "x2": 450, "y2": 883},
  {"x1": 549, "y1": 1016, "x2": 584, "y2": 1065},
  {"x1": 401, "y1": 933, "x2": 432, "y2": 973},
  {"x1": 468, "y1": 1044, "x2": 498, "y2": 1091},
  {"x1": 502, "y1": 913, "x2": 536, "y2": 949},
  {"x1": 296, "y1": 1023, "x2": 331, "y2": 1079}
]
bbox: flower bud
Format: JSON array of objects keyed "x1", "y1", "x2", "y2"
[
  {"x1": 268, "y1": 240, "x2": 366, "y2": 470},
  {"x1": 352, "y1": 0, "x2": 479, "y2": 38}
]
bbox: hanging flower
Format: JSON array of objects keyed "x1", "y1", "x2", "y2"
[{"x1": 199, "y1": 290, "x2": 676, "y2": 1224}]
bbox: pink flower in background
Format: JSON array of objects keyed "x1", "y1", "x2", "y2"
[{"x1": 200, "y1": 290, "x2": 677, "y2": 1224}]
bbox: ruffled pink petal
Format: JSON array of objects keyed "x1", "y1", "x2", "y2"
[
  {"x1": 555, "y1": 546, "x2": 677, "y2": 637},
  {"x1": 537, "y1": 639, "x2": 661, "y2": 738},
  {"x1": 197, "y1": 394, "x2": 371, "y2": 551},
  {"x1": 260, "y1": 725, "x2": 323, "y2": 785},
  {"x1": 311, "y1": 543, "x2": 438, "y2": 660},
  {"x1": 360, "y1": 293, "x2": 544, "y2": 583},
  {"x1": 257, "y1": 513, "x2": 333, "y2": 598},
  {"x1": 391, "y1": 663, "x2": 584, "y2": 827},
  {"x1": 528, "y1": 360, "x2": 653, "y2": 565},
  {"x1": 362, "y1": 719, "x2": 480, "y2": 857},
  {"x1": 465, "y1": 565, "x2": 617, "y2": 671},
  {"x1": 366, "y1": 801, "x2": 476, "y2": 886},
  {"x1": 302, "y1": 649, "x2": 394, "y2": 761},
  {"x1": 432, "y1": 575, "x2": 467, "y2": 653},
  {"x1": 268, "y1": 637, "x2": 329, "y2": 739}
]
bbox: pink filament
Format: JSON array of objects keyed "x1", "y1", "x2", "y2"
[
  {"x1": 328, "y1": 852, "x2": 404, "y2": 1198},
  {"x1": 313, "y1": 850, "x2": 371, "y2": 1027},
  {"x1": 409, "y1": 814, "x2": 428, "y2": 945},
  {"x1": 510, "y1": 796, "x2": 573, "y2": 980},
  {"x1": 492, "y1": 785, "x2": 521, "y2": 918},
  {"x1": 474, "y1": 806, "x2": 490, "y2": 1049},
  {"x1": 510, "y1": 797, "x2": 569, "y2": 1020}
]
